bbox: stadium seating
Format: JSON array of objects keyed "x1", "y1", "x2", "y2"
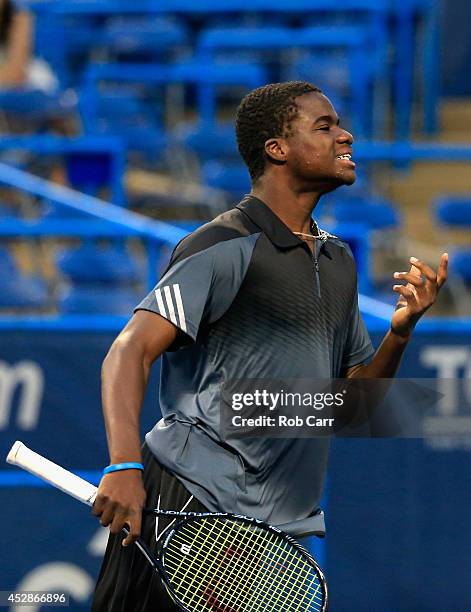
[
  {"x1": 80, "y1": 61, "x2": 267, "y2": 162},
  {"x1": 29, "y1": 0, "x2": 439, "y2": 138},
  {"x1": 434, "y1": 197, "x2": 471, "y2": 282},
  {"x1": 0, "y1": 247, "x2": 49, "y2": 311},
  {"x1": 57, "y1": 244, "x2": 143, "y2": 316}
]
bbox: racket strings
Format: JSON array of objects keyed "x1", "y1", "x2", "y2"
[
  {"x1": 182, "y1": 517, "x2": 245, "y2": 608},
  {"x1": 166, "y1": 515, "x2": 225, "y2": 603},
  {"x1": 257, "y1": 541, "x2": 322, "y2": 612},
  {"x1": 167, "y1": 516, "x2": 251, "y2": 609},
  {"x1": 185, "y1": 523, "x2": 322, "y2": 612},
  {"x1": 167, "y1": 520, "x2": 321, "y2": 611},
  {"x1": 167, "y1": 518, "x2": 315, "y2": 591},
  {"x1": 219, "y1": 526, "x2": 287, "y2": 610},
  {"x1": 163, "y1": 517, "x2": 324, "y2": 611},
  {"x1": 196, "y1": 524, "x2": 260, "y2": 609},
  {"x1": 169, "y1": 524, "x2": 321, "y2": 612},
  {"x1": 248, "y1": 539, "x2": 306, "y2": 611},
  {"x1": 231, "y1": 530, "x2": 322, "y2": 612},
  {"x1": 194, "y1": 520, "x2": 282, "y2": 611},
  {"x1": 221, "y1": 526, "x2": 312, "y2": 611},
  {"x1": 168, "y1": 520, "x2": 304, "y2": 608}
]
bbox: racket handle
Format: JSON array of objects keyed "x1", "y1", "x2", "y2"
[{"x1": 6, "y1": 440, "x2": 98, "y2": 506}]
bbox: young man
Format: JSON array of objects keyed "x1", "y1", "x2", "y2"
[{"x1": 92, "y1": 81, "x2": 448, "y2": 610}]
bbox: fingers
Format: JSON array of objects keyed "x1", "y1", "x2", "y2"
[
  {"x1": 437, "y1": 252, "x2": 449, "y2": 289},
  {"x1": 407, "y1": 257, "x2": 437, "y2": 282},
  {"x1": 395, "y1": 254, "x2": 449, "y2": 291},
  {"x1": 99, "y1": 502, "x2": 118, "y2": 528},
  {"x1": 120, "y1": 512, "x2": 142, "y2": 547},
  {"x1": 93, "y1": 497, "x2": 142, "y2": 545},
  {"x1": 91, "y1": 494, "x2": 107, "y2": 519},
  {"x1": 393, "y1": 271, "x2": 425, "y2": 288}
]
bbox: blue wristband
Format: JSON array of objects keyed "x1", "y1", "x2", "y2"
[{"x1": 103, "y1": 462, "x2": 144, "y2": 475}]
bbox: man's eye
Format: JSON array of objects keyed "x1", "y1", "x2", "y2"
[{"x1": 318, "y1": 125, "x2": 330, "y2": 131}]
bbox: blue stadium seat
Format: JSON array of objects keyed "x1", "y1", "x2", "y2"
[
  {"x1": 332, "y1": 198, "x2": 401, "y2": 230},
  {"x1": 100, "y1": 17, "x2": 189, "y2": 58},
  {"x1": 434, "y1": 198, "x2": 471, "y2": 227},
  {"x1": 448, "y1": 252, "x2": 471, "y2": 282},
  {"x1": 58, "y1": 285, "x2": 140, "y2": 315},
  {"x1": 56, "y1": 243, "x2": 144, "y2": 314},
  {"x1": 176, "y1": 121, "x2": 238, "y2": 161},
  {"x1": 1, "y1": 276, "x2": 49, "y2": 310},
  {"x1": 0, "y1": 247, "x2": 49, "y2": 310},
  {"x1": 56, "y1": 244, "x2": 143, "y2": 286},
  {"x1": 434, "y1": 197, "x2": 471, "y2": 283},
  {"x1": 201, "y1": 161, "x2": 251, "y2": 200}
]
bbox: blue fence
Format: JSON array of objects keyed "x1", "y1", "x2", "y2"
[{"x1": 1, "y1": 317, "x2": 470, "y2": 609}]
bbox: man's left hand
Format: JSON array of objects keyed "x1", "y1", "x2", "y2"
[{"x1": 390, "y1": 253, "x2": 448, "y2": 338}]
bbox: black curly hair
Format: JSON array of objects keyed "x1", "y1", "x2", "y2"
[{"x1": 235, "y1": 81, "x2": 322, "y2": 182}]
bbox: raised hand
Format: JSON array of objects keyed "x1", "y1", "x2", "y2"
[{"x1": 390, "y1": 253, "x2": 448, "y2": 338}]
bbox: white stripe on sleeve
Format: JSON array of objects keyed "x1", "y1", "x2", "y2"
[
  {"x1": 154, "y1": 288, "x2": 167, "y2": 318},
  {"x1": 163, "y1": 285, "x2": 178, "y2": 326},
  {"x1": 172, "y1": 284, "x2": 187, "y2": 333}
]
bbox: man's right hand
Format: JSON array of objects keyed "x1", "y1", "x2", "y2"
[{"x1": 92, "y1": 470, "x2": 147, "y2": 547}]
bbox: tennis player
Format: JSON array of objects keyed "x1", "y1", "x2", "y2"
[{"x1": 92, "y1": 82, "x2": 448, "y2": 611}]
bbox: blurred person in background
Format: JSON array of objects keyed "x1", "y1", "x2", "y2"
[{"x1": 0, "y1": 0, "x2": 57, "y2": 92}]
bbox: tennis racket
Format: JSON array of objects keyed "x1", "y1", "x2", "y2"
[{"x1": 7, "y1": 441, "x2": 328, "y2": 612}]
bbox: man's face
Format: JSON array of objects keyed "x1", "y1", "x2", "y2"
[{"x1": 282, "y1": 91, "x2": 355, "y2": 192}]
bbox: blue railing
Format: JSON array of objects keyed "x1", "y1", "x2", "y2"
[
  {"x1": 0, "y1": 135, "x2": 127, "y2": 206},
  {"x1": 0, "y1": 162, "x2": 187, "y2": 293}
]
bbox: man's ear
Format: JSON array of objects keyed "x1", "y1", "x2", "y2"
[{"x1": 264, "y1": 138, "x2": 288, "y2": 164}]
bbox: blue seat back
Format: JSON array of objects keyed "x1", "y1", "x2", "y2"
[
  {"x1": 56, "y1": 244, "x2": 142, "y2": 286},
  {"x1": 58, "y1": 285, "x2": 139, "y2": 315},
  {"x1": 435, "y1": 198, "x2": 471, "y2": 227}
]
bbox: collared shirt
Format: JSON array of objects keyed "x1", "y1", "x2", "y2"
[{"x1": 136, "y1": 195, "x2": 374, "y2": 527}]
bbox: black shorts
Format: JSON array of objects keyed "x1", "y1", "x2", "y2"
[{"x1": 92, "y1": 443, "x2": 208, "y2": 611}]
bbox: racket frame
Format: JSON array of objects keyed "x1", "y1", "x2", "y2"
[{"x1": 156, "y1": 511, "x2": 328, "y2": 612}]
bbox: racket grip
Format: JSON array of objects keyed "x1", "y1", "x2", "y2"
[{"x1": 6, "y1": 440, "x2": 98, "y2": 506}]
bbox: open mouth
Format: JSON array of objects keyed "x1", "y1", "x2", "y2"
[{"x1": 336, "y1": 153, "x2": 355, "y2": 167}]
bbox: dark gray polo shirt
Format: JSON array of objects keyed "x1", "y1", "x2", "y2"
[{"x1": 136, "y1": 195, "x2": 374, "y2": 527}]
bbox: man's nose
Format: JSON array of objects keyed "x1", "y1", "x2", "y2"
[{"x1": 337, "y1": 129, "x2": 354, "y2": 145}]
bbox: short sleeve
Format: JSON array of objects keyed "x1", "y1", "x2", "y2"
[
  {"x1": 341, "y1": 297, "x2": 375, "y2": 369},
  {"x1": 135, "y1": 232, "x2": 259, "y2": 346}
]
